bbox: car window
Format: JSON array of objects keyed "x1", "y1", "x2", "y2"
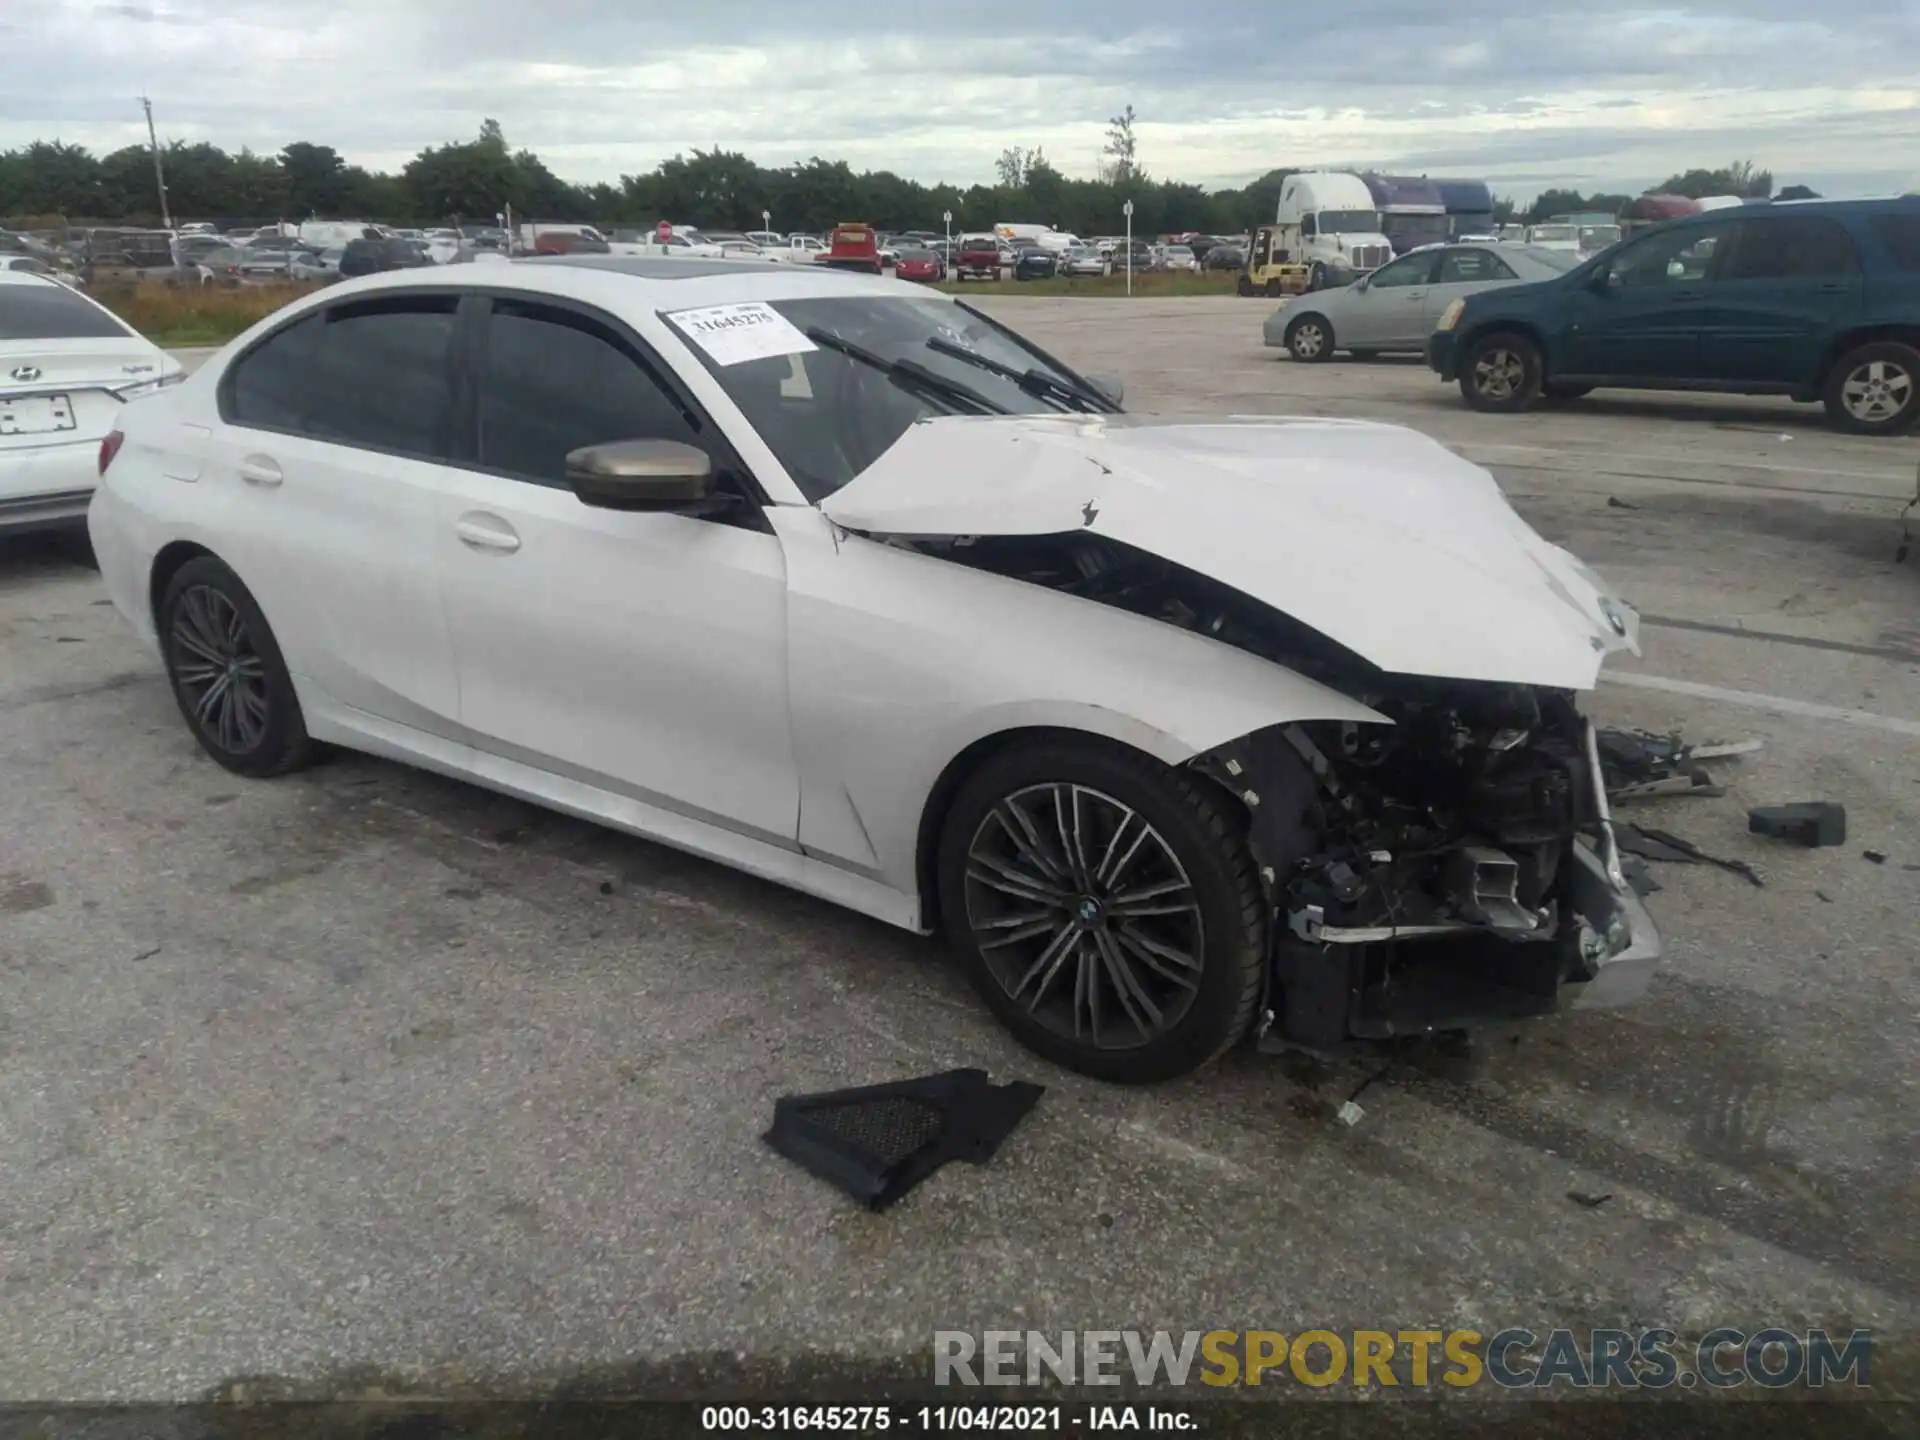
[
  {"x1": 1368, "y1": 253, "x2": 1440, "y2": 288},
  {"x1": 1866, "y1": 214, "x2": 1920, "y2": 272},
  {"x1": 1608, "y1": 222, "x2": 1734, "y2": 287},
  {"x1": 226, "y1": 294, "x2": 457, "y2": 457},
  {"x1": 0, "y1": 279, "x2": 132, "y2": 340},
  {"x1": 477, "y1": 299, "x2": 705, "y2": 487},
  {"x1": 1722, "y1": 216, "x2": 1859, "y2": 280},
  {"x1": 1438, "y1": 248, "x2": 1518, "y2": 284}
]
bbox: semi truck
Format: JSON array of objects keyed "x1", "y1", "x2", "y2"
[
  {"x1": 1243, "y1": 170, "x2": 1395, "y2": 293},
  {"x1": 1436, "y1": 179, "x2": 1496, "y2": 240},
  {"x1": 1361, "y1": 173, "x2": 1451, "y2": 254}
]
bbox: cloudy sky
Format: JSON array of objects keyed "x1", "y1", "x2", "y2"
[{"x1": 4, "y1": 0, "x2": 1918, "y2": 200}]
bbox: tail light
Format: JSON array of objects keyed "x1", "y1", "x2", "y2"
[{"x1": 99, "y1": 429, "x2": 126, "y2": 475}]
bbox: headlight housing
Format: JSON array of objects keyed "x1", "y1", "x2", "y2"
[{"x1": 1436, "y1": 298, "x2": 1467, "y2": 332}]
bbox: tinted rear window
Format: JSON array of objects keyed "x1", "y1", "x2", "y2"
[
  {"x1": 1867, "y1": 214, "x2": 1920, "y2": 272},
  {"x1": 0, "y1": 281, "x2": 131, "y2": 340}
]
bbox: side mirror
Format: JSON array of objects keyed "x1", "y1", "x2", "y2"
[
  {"x1": 565, "y1": 439, "x2": 716, "y2": 511},
  {"x1": 1588, "y1": 268, "x2": 1617, "y2": 292},
  {"x1": 1354, "y1": 275, "x2": 1371, "y2": 292},
  {"x1": 1083, "y1": 372, "x2": 1124, "y2": 406}
]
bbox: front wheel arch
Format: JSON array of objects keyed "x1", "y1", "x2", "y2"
[{"x1": 914, "y1": 725, "x2": 1227, "y2": 935}]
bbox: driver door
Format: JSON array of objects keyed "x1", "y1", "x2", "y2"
[
  {"x1": 433, "y1": 293, "x2": 800, "y2": 849},
  {"x1": 1557, "y1": 220, "x2": 1736, "y2": 381},
  {"x1": 1343, "y1": 250, "x2": 1441, "y2": 347}
]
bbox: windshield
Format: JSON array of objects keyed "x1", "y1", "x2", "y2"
[
  {"x1": 0, "y1": 279, "x2": 132, "y2": 340},
  {"x1": 1382, "y1": 213, "x2": 1451, "y2": 249},
  {"x1": 671, "y1": 295, "x2": 1110, "y2": 502},
  {"x1": 1529, "y1": 225, "x2": 1576, "y2": 242},
  {"x1": 1315, "y1": 209, "x2": 1380, "y2": 233},
  {"x1": 1579, "y1": 225, "x2": 1623, "y2": 248}
]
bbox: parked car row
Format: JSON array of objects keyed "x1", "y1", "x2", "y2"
[{"x1": 1268, "y1": 198, "x2": 1920, "y2": 436}]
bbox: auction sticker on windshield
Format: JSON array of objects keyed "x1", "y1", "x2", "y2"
[{"x1": 666, "y1": 302, "x2": 817, "y2": 367}]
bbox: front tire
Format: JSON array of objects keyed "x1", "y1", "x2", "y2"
[
  {"x1": 1824, "y1": 342, "x2": 1920, "y2": 436},
  {"x1": 1460, "y1": 331, "x2": 1544, "y2": 412},
  {"x1": 936, "y1": 738, "x2": 1268, "y2": 1083},
  {"x1": 1286, "y1": 314, "x2": 1333, "y2": 363},
  {"x1": 159, "y1": 556, "x2": 312, "y2": 778}
]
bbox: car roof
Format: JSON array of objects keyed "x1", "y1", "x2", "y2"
[
  {"x1": 1663, "y1": 194, "x2": 1920, "y2": 227},
  {"x1": 287, "y1": 254, "x2": 920, "y2": 309}
]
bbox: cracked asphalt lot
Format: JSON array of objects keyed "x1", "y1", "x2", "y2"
[{"x1": 2, "y1": 298, "x2": 1917, "y2": 1410}]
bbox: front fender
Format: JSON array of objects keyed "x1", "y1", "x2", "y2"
[{"x1": 770, "y1": 507, "x2": 1385, "y2": 900}]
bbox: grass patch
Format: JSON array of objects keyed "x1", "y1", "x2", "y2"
[
  {"x1": 933, "y1": 270, "x2": 1244, "y2": 298},
  {"x1": 96, "y1": 281, "x2": 316, "y2": 347}
]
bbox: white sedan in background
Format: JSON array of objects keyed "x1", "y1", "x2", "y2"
[
  {"x1": 2, "y1": 271, "x2": 181, "y2": 535},
  {"x1": 1266, "y1": 242, "x2": 1581, "y2": 361},
  {"x1": 88, "y1": 254, "x2": 1658, "y2": 1081}
]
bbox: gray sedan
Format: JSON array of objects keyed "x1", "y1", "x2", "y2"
[{"x1": 1265, "y1": 244, "x2": 1580, "y2": 362}]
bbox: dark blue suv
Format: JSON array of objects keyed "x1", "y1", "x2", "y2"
[{"x1": 1427, "y1": 197, "x2": 1920, "y2": 436}]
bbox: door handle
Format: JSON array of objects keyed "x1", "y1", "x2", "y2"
[
  {"x1": 454, "y1": 512, "x2": 521, "y2": 554},
  {"x1": 1672, "y1": 289, "x2": 1704, "y2": 299},
  {"x1": 1816, "y1": 281, "x2": 1850, "y2": 293},
  {"x1": 237, "y1": 454, "x2": 282, "y2": 486}
]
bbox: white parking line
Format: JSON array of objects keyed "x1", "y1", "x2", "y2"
[{"x1": 1603, "y1": 672, "x2": 1920, "y2": 739}]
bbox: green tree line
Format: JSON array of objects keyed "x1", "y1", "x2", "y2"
[{"x1": 1, "y1": 120, "x2": 1796, "y2": 235}]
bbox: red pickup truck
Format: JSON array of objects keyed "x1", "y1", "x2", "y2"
[
  {"x1": 954, "y1": 234, "x2": 1005, "y2": 282},
  {"x1": 821, "y1": 222, "x2": 883, "y2": 275}
]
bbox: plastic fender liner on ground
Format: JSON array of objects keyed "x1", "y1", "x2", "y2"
[{"x1": 763, "y1": 1068, "x2": 1044, "y2": 1211}]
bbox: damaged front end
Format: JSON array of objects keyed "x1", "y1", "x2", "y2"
[
  {"x1": 1195, "y1": 682, "x2": 1661, "y2": 1051},
  {"x1": 878, "y1": 528, "x2": 1660, "y2": 1050}
]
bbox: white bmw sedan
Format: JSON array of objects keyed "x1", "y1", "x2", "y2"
[
  {"x1": 90, "y1": 255, "x2": 1660, "y2": 1082},
  {"x1": 2, "y1": 270, "x2": 182, "y2": 536}
]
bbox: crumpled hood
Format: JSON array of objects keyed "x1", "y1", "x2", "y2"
[{"x1": 820, "y1": 413, "x2": 1640, "y2": 691}]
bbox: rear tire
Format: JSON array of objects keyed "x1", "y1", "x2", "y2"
[
  {"x1": 936, "y1": 738, "x2": 1269, "y2": 1083},
  {"x1": 1823, "y1": 341, "x2": 1920, "y2": 436},
  {"x1": 1286, "y1": 314, "x2": 1334, "y2": 363},
  {"x1": 159, "y1": 556, "x2": 312, "y2": 779},
  {"x1": 1460, "y1": 331, "x2": 1544, "y2": 412}
]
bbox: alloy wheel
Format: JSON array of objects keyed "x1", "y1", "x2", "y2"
[
  {"x1": 169, "y1": 584, "x2": 271, "y2": 753},
  {"x1": 963, "y1": 783, "x2": 1205, "y2": 1051},
  {"x1": 1840, "y1": 359, "x2": 1913, "y2": 425},
  {"x1": 1474, "y1": 347, "x2": 1527, "y2": 401}
]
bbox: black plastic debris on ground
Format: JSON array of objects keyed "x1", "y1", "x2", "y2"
[
  {"x1": 764, "y1": 1068, "x2": 1044, "y2": 1211},
  {"x1": 1749, "y1": 802, "x2": 1847, "y2": 848},
  {"x1": 1617, "y1": 823, "x2": 1765, "y2": 888},
  {"x1": 1595, "y1": 728, "x2": 1762, "y2": 802}
]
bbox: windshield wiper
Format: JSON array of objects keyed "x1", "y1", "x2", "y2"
[
  {"x1": 948, "y1": 300, "x2": 1124, "y2": 413},
  {"x1": 923, "y1": 335, "x2": 1114, "y2": 414},
  {"x1": 804, "y1": 327, "x2": 1007, "y2": 415}
]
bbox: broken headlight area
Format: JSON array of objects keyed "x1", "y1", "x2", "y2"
[{"x1": 1198, "y1": 683, "x2": 1651, "y2": 1050}]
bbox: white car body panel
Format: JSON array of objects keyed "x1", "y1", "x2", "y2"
[
  {"x1": 820, "y1": 414, "x2": 1639, "y2": 691},
  {"x1": 772, "y1": 505, "x2": 1384, "y2": 900}
]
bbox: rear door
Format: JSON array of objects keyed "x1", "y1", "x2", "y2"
[
  {"x1": 1695, "y1": 214, "x2": 1864, "y2": 386},
  {"x1": 206, "y1": 291, "x2": 464, "y2": 735},
  {"x1": 1342, "y1": 249, "x2": 1441, "y2": 347},
  {"x1": 1426, "y1": 246, "x2": 1521, "y2": 331},
  {"x1": 1556, "y1": 219, "x2": 1738, "y2": 380}
]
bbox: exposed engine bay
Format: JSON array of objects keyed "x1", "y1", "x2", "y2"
[{"x1": 898, "y1": 530, "x2": 1634, "y2": 1047}]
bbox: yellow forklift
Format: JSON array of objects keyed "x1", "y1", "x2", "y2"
[{"x1": 1235, "y1": 226, "x2": 1314, "y2": 297}]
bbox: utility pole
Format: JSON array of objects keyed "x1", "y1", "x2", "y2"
[{"x1": 139, "y1": 95, "x2": 172, "y2": 230}]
